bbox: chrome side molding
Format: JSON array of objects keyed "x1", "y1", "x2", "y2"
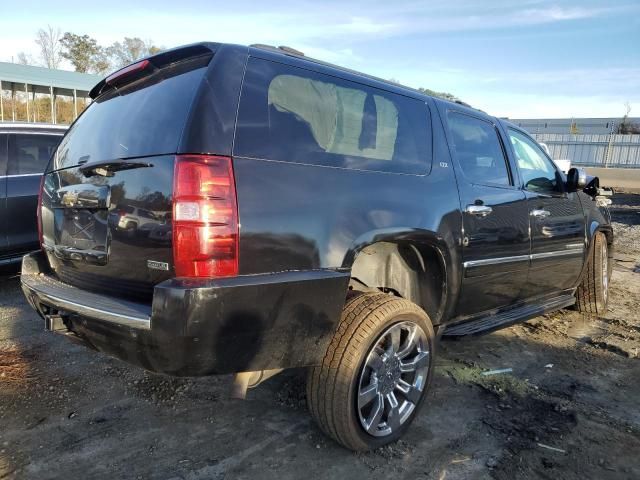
[
  {"x1": 464, "y1": 247, "x2": 584, "y2": 269},
  {"x1": 463, "y1": 255, "x2": 530, "y2": 268}
]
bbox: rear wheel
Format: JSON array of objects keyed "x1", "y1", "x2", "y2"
[
  {"x1": 125, "y1": 221, "x2": 137, "y2": 238},
  {"x1": 307, "y1": 293, "x2": 435, "y2": 451},
  {"x1": 576, "y1": 232, "x2": 611, "y2": 314}
]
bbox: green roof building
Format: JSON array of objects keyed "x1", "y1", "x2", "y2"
[{"x1": 0, "y1": 62, "x2": 101, "y2": 124}]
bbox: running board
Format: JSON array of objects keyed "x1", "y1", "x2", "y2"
[{"x1": 443, "y1": 294, "x2": 576, "y2": 337}]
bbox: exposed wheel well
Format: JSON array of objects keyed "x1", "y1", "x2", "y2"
[{"x1": 348, "y1": 241, "x2": 446, "y2": 324}]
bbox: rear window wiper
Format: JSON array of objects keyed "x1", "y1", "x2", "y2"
[{"x1": 79, "y1": 159, "x2": 153, "y2": 177}]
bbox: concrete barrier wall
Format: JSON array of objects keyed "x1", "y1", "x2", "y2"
[{"x1": 585, "y1": 167, "x2": 640, "y2": 192}]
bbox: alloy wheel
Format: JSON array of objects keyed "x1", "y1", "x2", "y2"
[{"x1": 357, "y1": 321, "x2": 430, "y2": 437}]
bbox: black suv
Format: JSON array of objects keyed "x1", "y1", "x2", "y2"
[
  {"x1": 1, "y1": 123, "x2": 65, "y2": 266},
  {"x1": 21, "y1": 43, "x2": 612, "y2": 451}
]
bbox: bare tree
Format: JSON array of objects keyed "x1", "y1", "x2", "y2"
[
  {"x1": 35, "y1": 25, "x2": 62, "y2": 69},
  {"x1": 618, "y1": 102, "x2": 633, "y2": 134},
  {"x1": 16, "y1": 52, "x2": 35, "y2": 65}
]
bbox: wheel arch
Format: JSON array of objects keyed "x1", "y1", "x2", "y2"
[
  {"x1": 588, "y1": 220, "x2": 613, "y2": 246},
  {"x1": 576, "y1": 222, "x2": 612, "y2": 286},
  {"x1": 342, "y1": 228, "x2": 456, "y2": 325}
]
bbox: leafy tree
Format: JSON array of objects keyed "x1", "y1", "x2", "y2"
[
  {"x1": 92, "y1": 49, "x2": 112, "y2": 76},
  {"x1": 35, "y1": 25, "x2": 62, "y2": 69},
  {"x1": 20, "y1": 28, "x2": 163, "y2": 75},
  {"x1": 107, "y1": 37, "x2": 162, "y2": 69},
  {"x1": 388, "y1": 78, "x2": 459, "y2": 102},
  {"x1": 417, "y1": 87, "x2": 459, "y2": 102},
  {"x1": 60, "y1": 33, "x2": 101, "y2": 73}
]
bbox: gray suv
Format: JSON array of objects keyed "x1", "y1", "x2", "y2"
[{"x1": 0, "y1": 123, "x2": 66, "y2": 266}]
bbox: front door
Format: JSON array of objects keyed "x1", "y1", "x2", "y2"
[
  {"x1": 506, "y1": 128, "x2": 585, "y2": 298},
  {"x1": 445, "y1": 111, "x2": 530, "y2": 317}
]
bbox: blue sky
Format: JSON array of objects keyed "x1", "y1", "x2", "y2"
[{"x1": 2, "y1": 0, "x2": 639, "y2": 118}]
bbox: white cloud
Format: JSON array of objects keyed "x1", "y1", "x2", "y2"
[
  {"x1": 472, "y1": 93, "x2": 640, "y2": 119},
  {"x1": 474, "y1": 68, "x2": 640, "y2": 97},
  {"x1": 334, "y1": 16, "x2": 397, "y2": 35},
  {"x1": 521, "y1": 5, "x2": 604, "y2": 22},
  {"x1": 298, "y1": 46, "x2": 363, "y2": 65},
  {"x1": 379, "y1": 62, "x2": 640, "y2": 118}
]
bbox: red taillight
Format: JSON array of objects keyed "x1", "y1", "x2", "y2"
[
  {"x1": 173, "y1": 155, "x2": 238, "y2": 278},
  {"x1": 37, "y1": 175, "x2": 45, "y2": 248},
  {"x1": 105, "y1": 59, "x2": 150, "y2": 86}
]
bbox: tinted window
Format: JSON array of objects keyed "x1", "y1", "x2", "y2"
[
  {"x1": 52, "y1": 57, "x2": 210, "y2": 171},
  {"x1": 508, "y1": 129, "x2": 561, "y2": 193},
  {"x1": 138, "y1": 209, "x2": 156, "y2": 219},
  {"x1": 447, "y1": 112, "x2": 511, "y2": 186},
  {"x1": 9, "y1": 134, "x2": 61, "y2": 175},
  {"x1": 235, "y1": 58, "x2": 431, "y2": 174}
]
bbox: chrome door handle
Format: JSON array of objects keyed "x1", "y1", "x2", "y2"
[
  {"x1": 466, "y1": 205, "x2": 493, "y2": 217},
  {"x1": 531, "y1": 209, "x2": 551, "y2": 218}
]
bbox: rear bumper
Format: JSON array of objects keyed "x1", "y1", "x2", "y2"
[{"x1": 21, "y1": 251, "x2": 349, "y2": 376}]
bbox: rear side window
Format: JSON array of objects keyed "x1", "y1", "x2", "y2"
[
  {"x1": 138, "y1": 209, "x2": 156, "y2": 219},
  {"x1": 9, "y1": 134, "x2": 61, "y2": 175},
  {"x1": 447, "y1": 112, "x2": 511, "y2": 186},
  {"x1": 52, "y1": 57, "x2": 210, "y2": 171},
  {"x1": 235, "y1": 58, "x2": 431, "y2": 174}
]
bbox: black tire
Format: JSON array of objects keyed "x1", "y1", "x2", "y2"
[
  {"x1": 125, "y1": 221, "x2": 137, "y2": 238},
  {"x1": 307, "y1": 292, "x2": 435, "y2": 451},
  {"x1": 576, "y1": 232, "x2": 611, "y2": 314}
]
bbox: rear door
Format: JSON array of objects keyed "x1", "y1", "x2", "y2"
[
  {"x1": 0, "y1": 133, "x2": 7, "y2": 256},
  {"x1": 505, "y1": 128, "x2": 585, "y2": 297},
  {"x1": 40, "y1": 52, "x2": 213, "y2": 301},
  {"x1": 445, "y1": 111, "x2": 530, "y2": 317},
  {"x1": 6, "y1": 133, "x2": 62, "y2": 254}
]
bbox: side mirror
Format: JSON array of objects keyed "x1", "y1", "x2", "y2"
[{"x1": 566, "y1": 167, "x2": 588, "y2": 192}]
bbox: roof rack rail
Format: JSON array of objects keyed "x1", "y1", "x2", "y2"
[
  {"x1": 250, "y1": 44, "x2": 305, "y2": 57},
  {"x1": 454, "y1": 99, "x2": 473, "y2": 108},
  {"x1": 277, "y1": 46, "x2": 304, "y2": 56}
]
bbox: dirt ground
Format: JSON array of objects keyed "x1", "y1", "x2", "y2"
[{"x1": 1, "y1": 195, "x2": 639, "y2": 480}]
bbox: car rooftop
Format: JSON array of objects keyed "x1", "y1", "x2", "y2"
[
  {"x1": 0, "y1": 122, "x2": 68, "y2": 131},
  {"x1": 249, "y1": 43, "x2": 478, "y2": 112}
]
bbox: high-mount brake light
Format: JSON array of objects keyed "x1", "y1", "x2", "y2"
[
  {"x1": 105, "y1": 59, "x2": 150, "y2": 86},
  {"x1": 173, "y1": 155, "x2": 239, "y2": 278}
]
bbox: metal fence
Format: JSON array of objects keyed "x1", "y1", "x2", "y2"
[{"x1": 533, "y1": 133, "x2": 640, "y2": 168}]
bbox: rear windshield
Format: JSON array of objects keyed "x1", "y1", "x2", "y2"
[{"x1": 51, "y1": 58, "x2": 209, "y2": 171}]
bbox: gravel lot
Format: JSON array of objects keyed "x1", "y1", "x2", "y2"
[{"x1": 1, "y1": 194, "x2": 639, "y2": 480}]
